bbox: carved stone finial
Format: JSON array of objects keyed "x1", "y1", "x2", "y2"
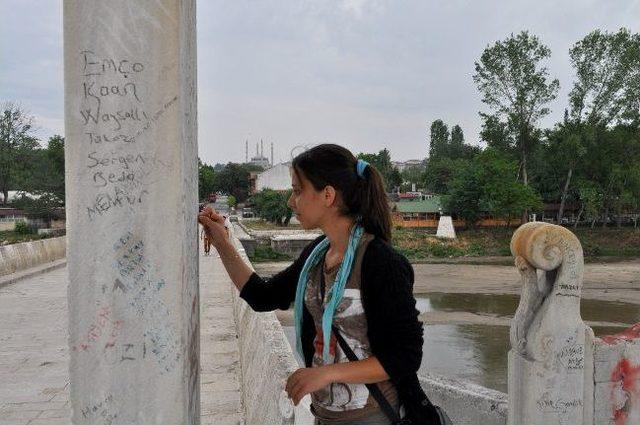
[{"x1": 508, "y1": 222, "x2": 591, "y2": 425}]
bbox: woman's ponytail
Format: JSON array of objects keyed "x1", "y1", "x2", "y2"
[
  {"x1": 292, "y1": 144, "x2": 393, "y2": 243},
  {"x1": 356, "y1": 163, "x2": 392, "y2": 243}
]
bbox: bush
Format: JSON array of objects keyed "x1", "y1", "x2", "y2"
[{"x1": 14, "y1": 221, "x2": 32, "y2": 235}]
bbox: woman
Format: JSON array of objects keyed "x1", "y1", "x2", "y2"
[{"x1": 198, "y1": 144, "x2": 440, "y2": 424}]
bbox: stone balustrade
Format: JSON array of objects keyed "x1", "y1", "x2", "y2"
[
  {"x1": 0, "y1": 236, "x2": 66, "y2": 276},
  {"x1": 509, "y1": 221, "x2": 640, "y2": 424}
]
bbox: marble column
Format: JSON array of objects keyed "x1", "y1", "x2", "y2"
[{"x1": 64, "y1": 1, "x2": 199, "y2": 423}]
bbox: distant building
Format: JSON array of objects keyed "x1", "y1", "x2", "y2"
[
  {"x1": 0, "y1": 208, "x2": 28, "y2": 231},
  {"x1": 246, "y1": 139, "x2": 272, "y2": 169},
  {"x1": 392, "y1": 159, "x2": 425, "y2": 172},
  {"x1": 391, "y1": 194, "x2": 523, "y2": 228},
  {"x1": 249, "y1": 155, "x2": 270, "y2": 169},
  {"x1": 254, "y1": 162, "x2": 292, "y2": 193},
  {"x1": 0, "y1": 207, "x2": 66, "y2": 231}
]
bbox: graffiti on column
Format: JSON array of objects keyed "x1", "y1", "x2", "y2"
[
  {"x1": 76, "y1": 49, "x2": 178, "y2": 220},
  {"x1": 110, "y1": 231, "x2": 181, "y2": 373}
]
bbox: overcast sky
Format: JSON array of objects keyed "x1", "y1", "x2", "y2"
[{"x1": 1, "y1": 1, "x2": 639, "y2": 165}]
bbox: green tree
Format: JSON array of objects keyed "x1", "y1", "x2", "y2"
[
  {"x1": 214, "y1": 163, "x2": 252, "y2": 202},
  {"x1": 428, "y1": 120, "x2": 450, "y2": 160},
  {"x1": 574, "y1": 181, "x2": 603, "y2": 228},
  {"x1": 544, "y1": 120, "x2": 587, "y2": 222},
  {"x1": 251, "y1": 189, "x2": 293, "y2": 226},
  {"x1": 569, "y1": 29, "x2": 640, "y2": 126},
  {"x1": 20, "y1": 136, "x2": 66, "y2": 204},
  {"x1": 449, "y1": 125, "x2": 465, "y2": 158},
  {"x1": 474, "y1": 31, "x2": 560, "y2": 189},
  {"x1": 443, "y1": 149, "x2": 542, "y2": 226},
  {"x1": 400, "y1": 164, "x2": 426, "y2": 190},
  {"x1": 424, "y1": 157, "x2": 470, "y2": 194},
  {"x1": 12, "y1": 193, "x2": 62, "y2": 227},
  {"x1": 227, "y1": 195, "x2": 237, "y2": 209},
  {"x1": 357, "y1": 149, "x2": 401, "y2": 192},
  {"x1": 554, "y1": 29, "x2": 640, "y2": 222},
  {"x1": 0, "y1": 103, "x2": 38, "y2": 205},
  {"x1": 198, "y1": 158, "x2": 216, "y2": 202},
  {"x1": 45, "y1": 135, "x2": 65, "y2": 202}
]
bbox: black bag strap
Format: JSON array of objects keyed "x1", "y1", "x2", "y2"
[
  {"x1": 319, "y1": 265, "x2": 404, "y2": 424},
  {"x1": 332, "y1": 325, "x2": 404, "y2": 424}
]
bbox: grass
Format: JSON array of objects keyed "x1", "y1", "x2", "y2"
[
  {"x1": 248, "y1": 246, "x2": 293, "y2": 262},
  {"x1": 575, "y1": 227, "x2": 640, "y2": 257},
  {"x1": 242, "y1": 219, "x2": 301, "y2": 231},
  {"x1": 392, "y1": 226, "x2": 640, "y2": 261},
  {"x1": 0, "y1": 229, "x2": 65, "y2": 245}
]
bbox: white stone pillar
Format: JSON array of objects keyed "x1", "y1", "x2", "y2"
[
  {"x1": 436, "y1": 216, "x2": 456, "y2": 239},
  {"x1": 64, "y1": 1, "x2": 199, "y2": 423},
  {"x1": 508, "y1": 222, "x2": 594, "y2": 425}
]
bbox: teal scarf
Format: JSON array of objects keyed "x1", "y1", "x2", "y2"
[{"x1": 293, "y1": 223, "x2": 364, "y2": 362}]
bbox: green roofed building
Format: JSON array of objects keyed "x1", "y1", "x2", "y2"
[{"x1": 391, "y1": 195, "x2": 443, "y2": 227}]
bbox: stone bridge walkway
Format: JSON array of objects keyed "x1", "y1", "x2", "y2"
[{"x1": 0, "y1": 252, "x2": 244, "y2": 425}]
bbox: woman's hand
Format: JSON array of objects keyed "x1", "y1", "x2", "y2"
[
  {"x1": 285, "y1": 367, "x2": 334, "y2": 406},
  {"x1": 197, "y1": 206, "x2": 229, "y2": 247}
]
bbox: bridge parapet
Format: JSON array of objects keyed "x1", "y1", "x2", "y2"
[{"x1": 0, "y1": 236, "x2": 66, "y2": 277}]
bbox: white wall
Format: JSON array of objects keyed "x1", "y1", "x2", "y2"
[{"x1": 256, "y1": 163, "x2": 292, "y2": 192}]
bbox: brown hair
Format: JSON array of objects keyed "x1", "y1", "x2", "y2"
[{"x1": 292, "y1": 144, "x2": 392, "y2": 242}]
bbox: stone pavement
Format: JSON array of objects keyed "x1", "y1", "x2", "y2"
[{"x1": 0, "y1": 252, "x2": 244, "y2": 425}]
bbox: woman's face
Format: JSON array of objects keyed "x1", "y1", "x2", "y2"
[{"x1": 288, "y1": 168, "x2": 329, "y2": 230}]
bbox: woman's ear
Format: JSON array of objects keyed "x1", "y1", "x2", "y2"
[{"x1": 323, "y1": 185, "x2": 337, "y2": 208}]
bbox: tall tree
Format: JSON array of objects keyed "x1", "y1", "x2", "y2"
[
  {"x1": 443, "y1": 149, "x2": 542, "y2": 226},
  {"x1": 198, "y1": 158, "x2": 216, "y2": 202},
  {"x1": 428, "y1": 120, "x2": 450, "y2": 160},
  {"x1": 449, "y1": 125, "x2": 465, "y2": 158},
  {"x1": 400, "y1": 164, "x2": 426, "y2": 190},
  {"x1": 555, "y1": 28, "x2": 640, "y2": 222},
  {"x1": 569, "y1": 29, "x2": 640, "y2": 126},
  {"x1": 45, "y1": 135, "x2": 65, "y2": 202},
  {"x1": 251, "y1": 188, "x2": 293, "y2": 226},
  {"x1": 0, "y1": 103, "x2": 37, "y2": 205},
  {"x1": 214, "y1": 163, "x2": 252, "y2": 202},
  {"x1": 357, "y1": 149, "x2": 401, "y2": 192},
  {"x1": 474, "y1": 31, "x2": 560, "y2": 189}
]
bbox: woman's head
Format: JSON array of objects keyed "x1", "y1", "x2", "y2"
[{"x1": 288, "y1": 144, "x2": 392, "y2": 242}]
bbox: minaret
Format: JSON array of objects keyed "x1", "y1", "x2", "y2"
[
  {"x1": 271, "y1": 142, "x2": 274, "y2": 166},
  {"x1": 260, "y1": 139, "x2": 264, "y2": 158},
  {"x1": 245, "y1": 139, "x2": 248, "y2": 163}
]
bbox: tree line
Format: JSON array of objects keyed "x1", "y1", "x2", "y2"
[
  {"x1": 424, "y1": 28, "x2": 640, "y2": 227},
  {"x1": 0, "y1": 102, "x2": 65, "y2": 223},
  {"x1": 5, "y1": 28, "x2": 638, "y2": 229}
]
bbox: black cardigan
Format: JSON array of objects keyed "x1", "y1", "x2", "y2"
[{"x1": 239, "y1": 234, "x2": 428, "y2": 416}]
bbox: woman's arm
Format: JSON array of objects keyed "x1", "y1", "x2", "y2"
[
  {"x1": 238, "y1": 235, "x2": 324, "y2": 311},
  {"x1": 362, "y1": 240, "x2": 423, "y2": 382},
  {"x1": 198, "y1": 209, "x2": 253, "y2": 291},
  {"x1": 198, "y1": 206, "x2": 326, "y2": 312},
  {"x1": 213, "y1": 236, "x2": 254, "y2": 292},
  {"x1": 285, "y1": 357, "x2": 389, "y2": 406}
]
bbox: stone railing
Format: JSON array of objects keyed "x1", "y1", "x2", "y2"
[
  {"x1": 0, "y1": 236, "x2": 66, "y2": 276},
  {"x1": 420, "y1": 373, "x2": 507, "y2": 424},
  {"x1": 508, "y1": 222, "x2": 640, "y2": 424},
  {"x1": 229, "y1": 237, "x2": 315, "y2": 425}
]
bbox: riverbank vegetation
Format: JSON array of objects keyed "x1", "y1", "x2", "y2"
[
  {"x1": 0, "y1": 228, "x2": 64, "y2": 245},
  {"x1": 392, "y1": 227, "x2": 640, "y2": 260}
]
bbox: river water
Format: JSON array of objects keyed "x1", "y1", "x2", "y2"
[{"x1": 283, "y1": 293, "x2": 640, "y2": 393}]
